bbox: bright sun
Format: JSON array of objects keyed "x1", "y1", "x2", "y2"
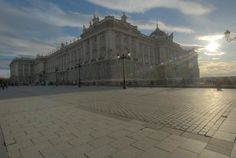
[{"x1": 205, "y1": 42, "x2": 220, "y2": 52}]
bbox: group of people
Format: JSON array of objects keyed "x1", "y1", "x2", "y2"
[{"x1": 0, "y1": 80, "x2": 8, "y2": 90}]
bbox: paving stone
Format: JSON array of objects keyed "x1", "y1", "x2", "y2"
[
  {"x1": 127, "y1": 130, "x2": 152, "y2": 141},
  {"x1": 54, "y1": 142, "x2": 73, "y2": 154},
  {"x1": 168, "y1": 135, "x2": 188, "y2": 143},
  {"x1": 5, "y1": 137, "x2": 16, "y2": 146},
  {"x1": 206, "y1": 144, "x2": 232, "y2": 156},
  {"x1": 182, "y1": 132, "x2": 210, "y2": 143},
  {"x1": 108, "y1": 130, "x2": 132, "y2": 139},
  {"x1": 220, "y1": 123, "x2": 236, "y2": 133},
  {"x1": 180, "y1": 139, "x2": 207, "y2": 153},
  {"x1": 40, "y1": 149, "x2": 65, "y2": 158},
  {"x1": 85, "y1": 145, "x2": 117, "y2": 158},
  {"x1": 63, "y1": 143, "x2": 93, "y2": 158},
  {"x1": 137, "y1": 147, "x2": 169, "y2": 158},
  {"x1": 161, "y1": 127, "x2": 184, "y2": 135},
  {"x1": 1, "y1": 87, "x2": 236, "y2": 158},
  {"x1": 68, "y1": 135, "x2": 94, "y2": 147},
  {"x1": 148, "y1": 130, "x2": 170, "y2": 141},
  {"x1": 111, "y1": 145, "x2": 143, "y2": 158},
  {"x1": 208, "y1": 138, "x2": 234, "y2": 153},
  {"x1": 20, "y1": 148, "x2": 44, "y2": 158},
  {"x1": 88, "y1": 136, "x2": 114, "y2": 148},
  {"x1": 231, "y1": 151, "x2": 236, "y2": 158},
  {"x1": 6, "y1": 144, "x2": 20, "y2": 154},
  {"x1": 89, "y1": 130, "x2": 111, "y2": 138},
  {"x1": 7, "y1": 145, "x2": 21, "y2": 158},
  {"x1": 141, "y1": 127, "x2": 158, "y2": 133},
  {"x1": 199, "y1": 149, "x2": 229, "y2": 158},
  {"x1": 31, "y1": 136, "x2": 50, "y2": 145},
  {"x1": 168, "y1": 148, "x2": 198, "y2": 158},
  {"x1": 111, "y1": 137, "x2": 136, "y2": 149},
  {"x1": 143, "y1": 123, "x2": 164, "y2": 130},
  {"x1": 48, "y1": 137, "x2": 67, "y2": 146},
  {"x1": 155, "y1": 137, "x2": 183, "y2": 152},
  {"x1": 131, "y1": 137, "x2": 158, "y2": 151},
  {"x1": 16, "y1": 140, "x2": 34, "y2": 149},
  {"x1": 213, "y1": 131, "x2": 236, "y2": 142}
]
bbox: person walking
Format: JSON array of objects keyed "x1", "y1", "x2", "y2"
[
  {"x1": 0, "y1": 80, "x2": 2, "y2": 90},
  {"x1": 6, "y1": 81, "x2": 8, "y2": 90},
  {"x1": 1, "y1": 80, "x2": 4, "y2": 90}
]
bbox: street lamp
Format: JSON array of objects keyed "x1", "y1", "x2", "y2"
[
  {"x1": 55, "y1": 67, "x2": 58, "y2": 86},
  {"x1": 225, "y1": 30, "x2": 236, "y2": 42},
  {"x1": 117, "y1": 52, "x2": 131, "y2": 89},
  {"x1": 76, "y1": 63, "x2": 81, "y2": 87},
  {"x1": 39, "y1": 73, "x2": 42, "y2": 85},
  {"x1": 67, "y1": 68, "x2": 69, "y2": 85},
  {"x1": 43, "y1": 71, "x2": 46, "y2": 86}
]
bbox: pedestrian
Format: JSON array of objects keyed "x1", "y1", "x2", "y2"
[
  {"x1": 1, "y1": 81, "x2": 4, "y2": 90},
  {"x1": 215, "y1": 79, "x2": 222, "y2": 91},
  {"x1": 1, "y1": 80, "x2": 4, "y2": 90},
  {"x1": 3, "y1": 81, "x2": 6, "y2": 90},
  {"x1": 6, "y1": 81, "x2": 8, "y2": 90}
]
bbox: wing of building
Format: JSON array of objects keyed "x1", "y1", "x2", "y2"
[{"x1": 9, "y1": 14, "x2": 199, "y2": 86}]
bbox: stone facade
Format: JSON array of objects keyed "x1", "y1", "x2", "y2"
[
  {"x1": 9, "y1": 58, "x2": 34, "y2": 85},
  {"x1": 10, "y1": 14, "x2": 199, "y2": 86}
]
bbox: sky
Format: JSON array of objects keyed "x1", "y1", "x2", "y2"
[{"x1": 0, "y1": 0, "x2": 236, "y2": 78}]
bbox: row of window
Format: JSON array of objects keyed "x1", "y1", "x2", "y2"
[{"x1": 44, "y1": 32, "x2": 183, "y2": 73}]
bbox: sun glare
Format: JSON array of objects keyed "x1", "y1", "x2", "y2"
[{"x1": 205, "y1": 42, "x2": 220, "y2": 52}]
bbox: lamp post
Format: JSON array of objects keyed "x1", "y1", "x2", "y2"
[
  {"x1": 76, "y1": 63, "x2": 81, "y2": 87},
  {"x1": 39, "y1": 72, "x2": 42, "y2": 85},
  {"x1": 67, "y1": 68, "x2": 69, "y2": 85},
  {"x1": 117, "y1": 52, "x2": 131, "y2": 89},
  {"x1": 225, "y1": 30, "x2": 236, "y2": 42},
  {"x1": 41, "y1": 71, "x2": 46, "y2": 86},
  {"x1": 55, "y1": 67, "x2": 58, "y2": 86}
]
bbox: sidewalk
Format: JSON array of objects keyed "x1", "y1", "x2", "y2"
[{"x1": 0, "y1": 93, "x2": 235, "y2": 158}]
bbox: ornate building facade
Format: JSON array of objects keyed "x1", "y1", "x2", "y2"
[
  {"x1": 10, "y1": 14, "x2": 199, "y2": 86},
  {"x1": 10, "y1": 57, "x2": 34, "y2": 85}
]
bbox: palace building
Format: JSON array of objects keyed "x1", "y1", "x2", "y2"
[{"x1": 10, "y1": 13, "x2": 199, "y2": 86}]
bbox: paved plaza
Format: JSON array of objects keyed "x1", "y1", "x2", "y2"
[{"x1": 0, "y1": 86, "x2": 236, "y2": 158}]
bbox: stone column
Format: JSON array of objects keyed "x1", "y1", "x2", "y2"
[
  {"x1": 97, "y1": 34, "x2": 100, "y2": 60},
  {"x1": 111, "y1": 30, "x2": 116, "y2": 58},
  {"x1": 120, "y1": 34, "x2": 124, "y2": 54},
  {"x1": 89, "y1": 38, "x2": 92, "y2": 62},
  {"x1": 105, "y1": 31, "x2": 109, "y2": 59},
  {"x1": 148, "y1": 47, "x2": 151, "y2": 65},
  {"x1": 107, "y1": 30, "x2": 115, "y2": 58},
  {"x1": 128, "y1": 36, "x2": 131, "y2": 54}
]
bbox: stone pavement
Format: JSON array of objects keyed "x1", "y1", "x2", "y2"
[
  {"x1": 0, "y1": 86, "x2": 236, "y2": 158},
  {"x1": 45, "y1": 87, "x2": 236, "y2": 137}
]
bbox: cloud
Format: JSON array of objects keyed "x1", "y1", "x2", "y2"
[
  {"x1": 0, "y1": 0, "x2": 93, "y2": 54},
  {"x1": 27, "y1": 1, "x2": 91, "y2": 28},
  {"x1": 196, "y1": 34, "x2": 224, "y2": 42},
  {"x1": 0, "y1": 35, "x2": 56, "y2": 56},
  {"x1": 0, "y1": 69, "x2": 10, "y2": 78},
  {"x1": 179, "y1": 44, "x2": 203, "y2": 51},
  {"x1": 199, "y1": 60, "x2": 236, "y2": 77},
  {"x1": 195, "y1": 33, "x2": 226, "y2": 56},
  {"x1": 196, "y1": 47, "x2": 225, "y2": 56},
  {"x1": 204, "y1": 52, "x2": 225, "y2": 56},
  {"x1": 0, "y1": 0, "x2": 93, "y2": 78},
  {"x1": 87, "y1": 0, "x2": 214, "y2": 15},
  {"x1": 132, "y1": 19, "x2": 194, "y2": 33},
  {"x1": 0, "y1": 55, "x2": 14, "y2": 78}
]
